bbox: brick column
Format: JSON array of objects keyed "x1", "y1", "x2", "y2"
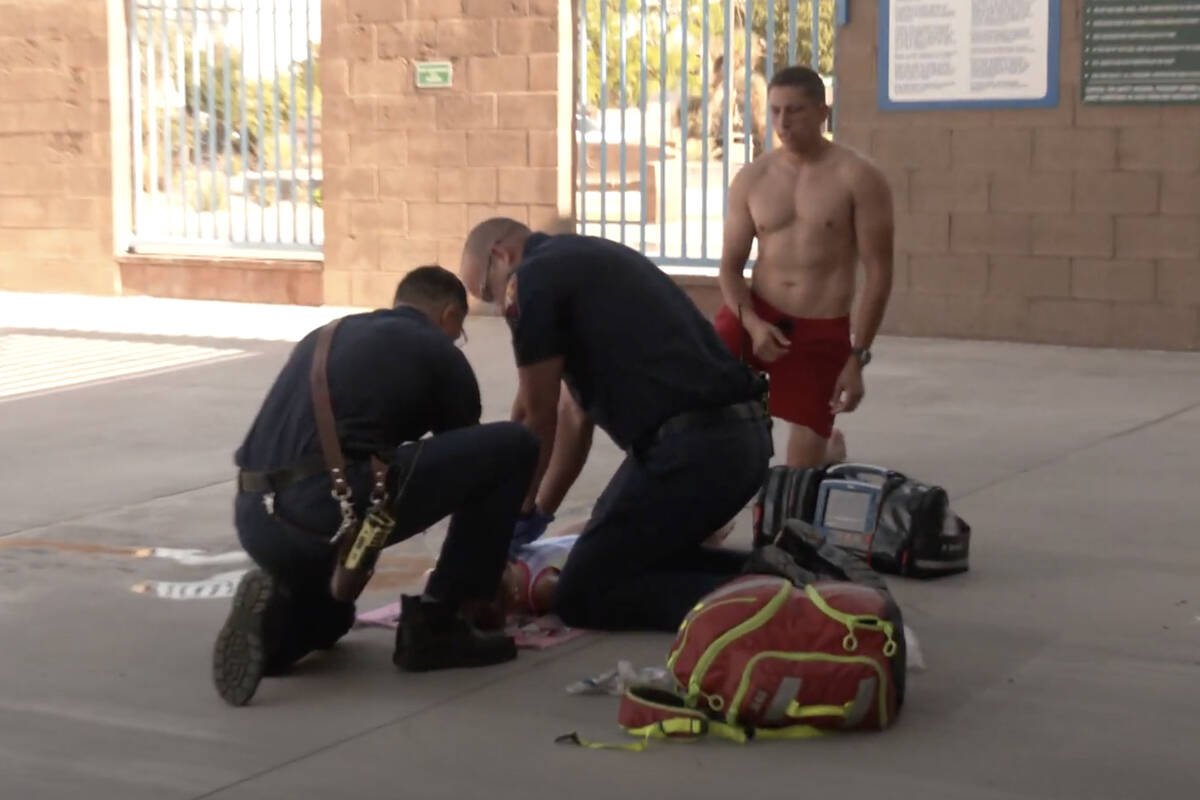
[
  {"x1": 0, "y1": 0, "x2": 117, "y2": 295},
  {"x1": 321, "y1": 0, "x2": 565, "y2": 308}
]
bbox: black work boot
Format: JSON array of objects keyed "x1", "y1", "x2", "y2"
[
  {"x1": 393, "y1": 594, "x2": 517, "y2": 672},
  {"x1": 212, "y1": 569, "x2": 288, "y2": 706}
]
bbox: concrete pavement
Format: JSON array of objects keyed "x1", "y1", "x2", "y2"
[{"x1": 2, "y1": 293, "x2": 1199, "y2": 799}]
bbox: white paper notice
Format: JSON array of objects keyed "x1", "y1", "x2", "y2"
[{"x1": 887, "y1": 0, "x2": 1052, "y2": 104}]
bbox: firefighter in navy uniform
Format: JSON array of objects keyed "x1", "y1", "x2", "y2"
[
  {"x1": 213, "y1": 266, "x2": 538, "y2": 706},
  {"x1": 460, "y1": 219, "x2": 774, "y2": 632}
]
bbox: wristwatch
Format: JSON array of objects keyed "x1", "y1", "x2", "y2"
[{"x1": 852, "y1": 347, "x2": 872, "y2": 367}]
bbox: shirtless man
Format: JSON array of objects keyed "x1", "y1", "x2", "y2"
[{"x1": 713, "y1": 65, "x2": 894, "y2": 468}]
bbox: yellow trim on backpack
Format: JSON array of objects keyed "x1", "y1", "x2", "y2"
[
  {"x1": 666, "y1": 596, "x2": 758, "y2": 672},
  {"x1": 686, "y1": 580, "x2": 793, "y2": 701},
  {"x1": 726, "y1": 650, "x2": 891, "y2": 729},
  {"x1": 753, "y1": 724, "x2": 826, "y2": 740},
  {"x1": 803, "y1": 583, "x2": 899, "y2": 657},
  {"x1": 556, "y1": 715, "x2": 750, "y2": 752}
]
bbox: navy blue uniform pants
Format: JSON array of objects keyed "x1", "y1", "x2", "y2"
[
  {"x1": 555, "y1": 416, "x2": 773, "y2": 632},
  {"x1": 235, "y1": 421, "x2": 539, "y2": 647}
]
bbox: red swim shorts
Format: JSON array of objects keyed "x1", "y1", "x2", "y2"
[{"x1": 713, "y1": 294, "x2": 851, "y2": 439}]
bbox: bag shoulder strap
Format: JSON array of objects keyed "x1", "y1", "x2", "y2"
[
  {"x1": 555, "y1": 685, "x2": 826, "y2": 752},
  {"x1": 310, "y1": 318, "x2": 348, "y2": 494}
]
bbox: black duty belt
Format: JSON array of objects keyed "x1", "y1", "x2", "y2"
[
  {"x1": 237, "y1": 452, "x2": 330, "y2": 493},
  {"x1": 641, "y1": 400, "x2": 769, "y2": 449}
]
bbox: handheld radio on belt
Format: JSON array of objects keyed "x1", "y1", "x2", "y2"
[{"x1": 309, "y1": 318, "x2": 399, "y2": 603}]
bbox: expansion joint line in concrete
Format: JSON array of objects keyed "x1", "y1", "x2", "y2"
[
  {"x1": 187, "y1": 636, "x2": 606, "y2": 800},
  {"x1": 0, "y1": 479, "x2": 237, "y2": 539},
  {"x1": 953, "y1": 397, "x2": 1200, "y2": 504}
]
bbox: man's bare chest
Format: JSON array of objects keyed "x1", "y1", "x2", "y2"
[{"x1": 748, "y1": 171, "x2": 854, "y2": 239}]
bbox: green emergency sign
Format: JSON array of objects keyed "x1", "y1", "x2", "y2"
[{"x1": 414, "y1": 61, "x2": 453, "y2": 90}]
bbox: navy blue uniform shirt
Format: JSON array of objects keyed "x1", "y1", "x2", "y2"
[
  {"x1": 235, "y1": 306, "x2": 481, "y2": 470},
  {"x1": 503, "y1": 233, "x2": 763, "y2": 450}
]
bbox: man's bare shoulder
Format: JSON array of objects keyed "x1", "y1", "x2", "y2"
[
  {"x1": 731, "y1": 150, "x2": 780, "y2": 188},
  {"x1": 832, "y1": 143, "x2": 890, "y2": 194}
]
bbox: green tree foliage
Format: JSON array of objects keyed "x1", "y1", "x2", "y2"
[
  {"x1": 182, "y1": 40, "x2": 322, "y2": 170},
  {"x1": 133, "y1": 10, "x2": 320, "y2": 206},
  {"x1": 582, "y1": 0, "x2": 834, "y2": 109}
]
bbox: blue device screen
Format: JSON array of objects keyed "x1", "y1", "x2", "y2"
[{"x1": 815, "y1": 480, "x2": 882, "y2": 534}]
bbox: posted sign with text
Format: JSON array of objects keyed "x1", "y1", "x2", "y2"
[
  {"x1": 878, "y1": 0, "x2": 1062, "y2": 109},
  {"x1": 1082, "y1": 0, "x2": 1200, "y2": 104}
]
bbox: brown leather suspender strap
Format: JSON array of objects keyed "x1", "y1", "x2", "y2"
[
  {"x1": 309, "y1": 317, "x2": 396, "y2": 602},
  {"x1": 309, "y1": 318, "x2": 349, "y2": 497}
]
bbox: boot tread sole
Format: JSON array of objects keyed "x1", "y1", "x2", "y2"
[{"x1": 212, "y1": 570, "x2": 273, "y2": 706}]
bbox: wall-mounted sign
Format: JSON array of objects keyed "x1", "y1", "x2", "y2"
[
  {"x1": 1082, "y1": 0, "x2": 1200, "y2": 104},
  {"x1": 877, "y1": 0, "x2": 1061, "y2": 110},
  {"x1": 414, "y1": 61, "x2": 453, "y2": 90}
]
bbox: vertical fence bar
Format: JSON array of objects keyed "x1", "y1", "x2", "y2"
[
  {"x1": 811, "y1": 0, "x2": 820, "y2": 72},
  {"x1": 130, "y1": 1, "x2": 144, "y2": 240},
  {"x1": 289, "y1": 0, "x2": 298, "y2": 246},
  {"x1": 658, "y1": 0, "x2": 665, "y2": 258},
  {"x1": 638, "y1": 0, "x2": 647, "y2": 249},
  {"x1": 272, "y1": 2, "x2": 282, "y2": 244},
  {"x1": 618, "y1": 0, "x2": 627, "y2": 244},
  {"x1": 679, "y1": 0, "x2": 688, "y2": 260},
  {"x1": 162, "y1": 1, "x2": 173, "y2": 238},
  {"x1": 241, "y1": 1, "x2": 250, "y2": 243},
  {"x1": 146, "y1": 2, "x2": 158, "y2": 235},
  {"x1": 223, "y1": 0, "x2": 233, "y2": 242},
  {"x1": 788, "y1": 0, "x2": 797, "y2": 65},
  {"x1": 700, "y1": 0, "x2": 709, "y2": 261},
  {"x1": 306, "y1": 0, "x2": 315, "y2": 245},
  {"x1": 721, "y1": 0, "x2": 732, "y2": 222},
  {"x1": 177, "y1": 1, "x2": 187, "y2": 238},
  {"x1": 577, "y1": 0, "x2": 587, "y2": 234},
  {"x1": 599, "y1": 0, "x2": 608, "y2": 240},
  {"x1": 765, "y1": 0, "x2": 775, "y2": 149},
  {"x1": 207, "y1": 0, "x2": 218, "y2": 240},
  {"x1": 191, "y1": 0, "x2": 201, "y2": 239},
  {"x1": 743, "y1": 2, "x2": 752, "y2": 166},
  {"x1": 256, "y1": 0, "x2": 266, "y2": 244}
]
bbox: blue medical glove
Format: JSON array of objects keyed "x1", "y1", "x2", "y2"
[{"x1": 510, "y1": 506, "x2": 554, "y2": 557}]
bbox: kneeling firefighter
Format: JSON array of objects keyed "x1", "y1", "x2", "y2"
[{"x1": 212, "y1": 266, "x2": 538, "y2": 706}]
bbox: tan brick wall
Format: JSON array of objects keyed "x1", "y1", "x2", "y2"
[
  {"x1": 119, "y1": 256, "x2": 323, "y2": 305},
  {"x1": 321, "y1": 0, "x2": 564, "y2": 308},
  {"x1": 835, "y1": 0, "x2": 1200, "y2": 351},
  {"x1": 0, "y1": 1, "x2": 118, "y2": 295}
]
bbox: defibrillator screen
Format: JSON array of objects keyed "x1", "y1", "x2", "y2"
[{"x1": 822, "y1": 488, "x2": 873, "y2": 533}]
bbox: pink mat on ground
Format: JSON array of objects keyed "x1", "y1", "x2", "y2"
[{"x1": 355, "y1": 602, "x2": 587, "y2": 650}]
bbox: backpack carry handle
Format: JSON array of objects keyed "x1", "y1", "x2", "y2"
[{"x1": 824, "y1": 462, "x2": 906, "y2": 488}]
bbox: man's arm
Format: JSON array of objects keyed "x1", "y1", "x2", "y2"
[
  {"x1": 512, "y1": 357, "x2": 564, "y2": 514},
  {"x1": 433, "y1": 347, "x2": 483, "y2": 432},
  {"x1": 534, "y1": 385, "x2": 594, "y2": 515},
  {"x1": 830, "y1": 160, "x2": 894, "y2": 416},
  {"x1": 718, "y1": 167, "x2": 759, "y2": 323},
  {"x1": 850, "y1": 160, "x2": 895, "y2": 352},
  {"x1": 719, "y1": 165, "x2": 789, "y2": 361}
]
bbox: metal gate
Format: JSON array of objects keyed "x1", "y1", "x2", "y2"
[
  {"x1": 573, "y1": 0, "x2": 838, "y2": 268},
  {"x1": 126, "y1": 0, "x2": 322, "y2": 255}
]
